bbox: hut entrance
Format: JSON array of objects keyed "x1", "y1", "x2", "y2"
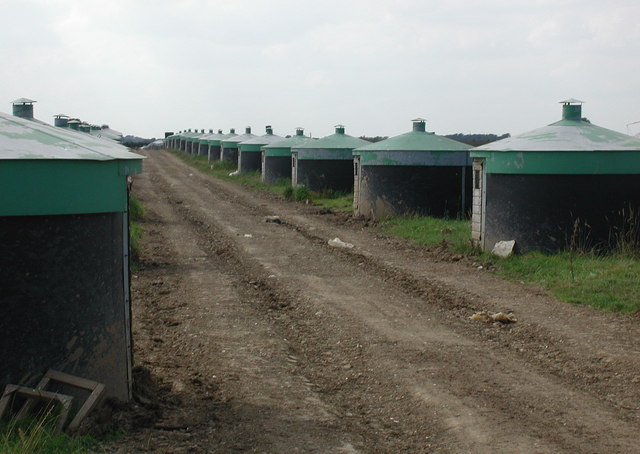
[
  {"x1": 353, "y1": 155, "x2": 361, "y2": 213},
  {"x1": 291, "y1": 153, "x2": 298, "y2": 186},
  {"x1": 472, "y1": 158, "x2": 486, "y2": 248}
]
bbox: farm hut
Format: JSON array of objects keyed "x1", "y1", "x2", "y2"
[
  {"x1": 196, "y1": 129, "x2": 225, "y2": 160},
  {"x1": 195, "y1": 129, "x2": 215, "y2": 157},
  {"x1": 166, "y1": 131, "x2": 182, "y2": 150},
  {"x1": 186, "y1": 129, "x2": 206, "y2": 154},
  {"x1": 237, "y1": 126, "x2": 283, "y2": 174},
  {"x1": 221, "y1": 127, "x2": 256, "y2": 166},
  {"x1": 292, "y1": 125, "x2": 369, "y2": 192},
  {"x1": 0, "y1": 109, "x2": 143, "y2": 402},
  {"x1": 67, "y1": 118, "x2": 81, "y2": 131},
  {"x1": 352, "y1": 119, "x2": 471, "y2": 219},
  {"x1": 206, "y1": 129, "x2": 236, "y2": 162},
  {"x1": 175, "y1": 129, "x2": 189, "y2": 152},
  {"x1": 178, "y1": 129, "x2": 195, "y2": 152},
  {"x1": 262, "y1": 128, "x2": 314, "y2": 184},
  {"x1": 79, "y1": 122, "x2": 91, "y2": 133},
  {"x1": 170, "y1": 130, "x2": 182, "y2": 150},
  {"x1": 53, "y1": 114, "x2": 69, "y2": 128},
  {"x1": 173, "y1": 131, "x2": 188, "y2": 151},
  {"x1": 470, "y1": 99, "x2": 640, "y2": 253}
]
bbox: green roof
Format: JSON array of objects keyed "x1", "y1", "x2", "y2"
[
  {"x1": 471, "y1": 102, "x2": 640, "y2": 174},
  {"x1": 471, "y1": 120, "x2": 640, "y2": 152},
  {"x1": 1, "y1": 112, "x2": 143, "y2": 216},
  {"x1": 295, "y1": 126, "x2": 368, "y2": 150},
  {"x1": 263, "y1": 130, "x2": 316, "y2": 157},
  {"x1": 238, "y1": 132, "x2": 284, "y2": 152},
  {"x1": 293, "y1": 126, "x2": 370, "y2": 160},
  {"x1": 222, "y1": 130, "x2": 256, "y2": 148},
  {"x1": 355, "y1": 121, "x2": 469, "y2": 152}
]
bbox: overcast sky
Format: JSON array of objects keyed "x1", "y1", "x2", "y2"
[{"x1": 1, "y1": 0, "x2": 639, "y2": 139}]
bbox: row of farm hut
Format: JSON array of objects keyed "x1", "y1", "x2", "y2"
[{"x1": 165, "y1": 100, "x2": 640, "y2": 254}]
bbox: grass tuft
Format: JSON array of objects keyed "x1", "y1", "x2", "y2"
[
  {"x1": 0, "y1": 410, "x2": 96, "y2": 454},
  {"x1": 376, "y1": 216, "x2": 473, "y2": 253}
]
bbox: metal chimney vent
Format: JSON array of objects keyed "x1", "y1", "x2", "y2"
[
  {"x1": 12, "y1": 98, "x2": 36, "y2": 119},
  {"x1": 412, "y1": 118, "x2": 427, "y2": 132},
  {"x1": 560, "y1": 99, "x2": 584, "y2": 121}
]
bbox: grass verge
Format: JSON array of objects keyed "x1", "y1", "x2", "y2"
[
  {"x1": 0, "y1": 412, "x2": 96, "y2": 454},
  {"x1": 495, "y1": 251, "x2": 640, "y2": 312},
  {"x1": 377, "y1": 215, "x2": 640, "y2": 312}
]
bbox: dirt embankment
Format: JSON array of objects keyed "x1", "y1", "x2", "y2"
[{"x1": 104, "y1": 150, "x2": 640, "y2": 454}]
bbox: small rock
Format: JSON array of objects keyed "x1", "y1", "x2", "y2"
[
  {"x1": 328, "y1": 237, "x2": 354, "y2": 249},
  {"x1": 264, "y1": 216, "x2": 282, "y2": 224},
  {"x1": 492, "y1": 240, "x2": 516, "y2": 258},
  {"x1": 171, "y1": 380, "x2": 186, "y2": 392},
  {"x1": 244, "y1": 234, "x2": 253, "y2": 238}
]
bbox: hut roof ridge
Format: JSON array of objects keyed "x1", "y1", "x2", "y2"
[{"x1": 354, "y1": 129, "x2": 470, "y2": 152}]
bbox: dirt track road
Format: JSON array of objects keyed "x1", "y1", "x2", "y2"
[{"x1": 107, "y1": 149, "x2": 640, "y2": 453}]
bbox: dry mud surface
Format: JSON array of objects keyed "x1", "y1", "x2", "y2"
[{"x1": 104, "y1": 150, "x2": 640, "y2": 453}]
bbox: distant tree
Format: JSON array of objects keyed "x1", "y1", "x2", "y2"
[
  {"x1": 445, "y1": 133, "x2": 511, "y2": 147},
  {"x1": 121, "y1": 135, "x2": 155, "y2": 148},
  {"x1": 359, "y1": 136, "x2": 388, "y2": 143}
]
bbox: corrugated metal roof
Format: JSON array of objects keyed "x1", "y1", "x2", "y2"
[
  {"x1": 473, "y1": 102, "x2": 640, "y2": 152},
  {"x1": 295, "y1": 126, "x2": 368, "y2": 150},
  {"x1": 355, "y1": 121, "x2": 470, "y2": 153},
  {"x1": 263, "y1": 130, "x2": 315, "y2": 150},
  {"x1": 472, "y1": 120, "x2": 640, "y2": 152},
  {"x1": 239, "y1": 133, "x2": 284, "y2": 146},
  {"x1": 0, "y1": 111, "x2": 142, "y2": 161},
  {"x1": 222, "y1": 132, "x2": 257, "y2": 145}
]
